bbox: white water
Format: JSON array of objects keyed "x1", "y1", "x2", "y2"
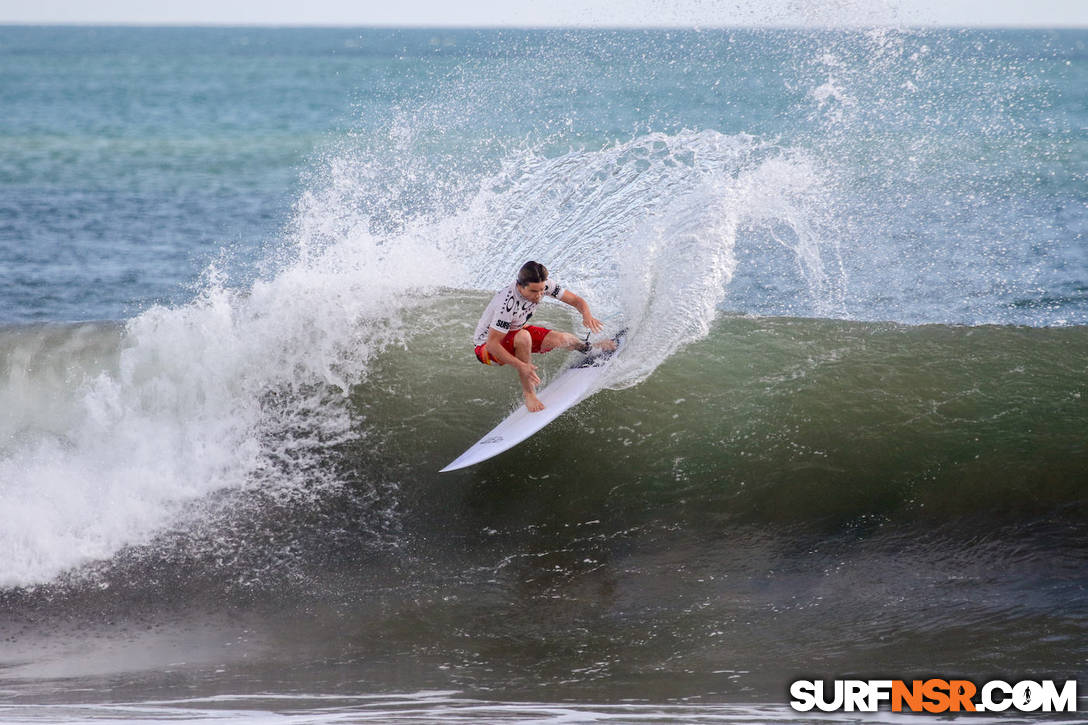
[
  {"x1": 446, "y1": 129, "x2": 837, "y2": 387},
  {"x1": 0, "y1": 230, "x2": 442, "y2": 587},
  {"x1": 0, "y1": 694, "x2": 950, "y2": 724},
  {"x1": 0, "y1": 130, "x2": 837, "y2": 588}
]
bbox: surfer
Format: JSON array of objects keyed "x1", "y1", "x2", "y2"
[{"x1": 473, "y1": 261, "x2": 612, "y2": 412}]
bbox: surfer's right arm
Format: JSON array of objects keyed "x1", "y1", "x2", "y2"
[{"x1": 558, "y1": 290, "x2": 604, "y2": 334}]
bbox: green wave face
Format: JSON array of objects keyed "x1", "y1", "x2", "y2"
[{"x1": 369, "y1": 311, "x2": 1088, "y2": 529}]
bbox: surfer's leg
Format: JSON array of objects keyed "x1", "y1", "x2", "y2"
[
  {"x1": 512, "y1": 329, "x2": 545, "y2": 412},
  {"x1": 540, "y1": 330, "x2": 585, "y2": 352},
  {"x1": 540, "y1": 329, "x2": 616, "y2": 353},
  {"x1": 512, "y1": 328, "x2": 533, "y2": 361}
]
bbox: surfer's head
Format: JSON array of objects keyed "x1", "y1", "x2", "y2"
[
  {"x1": 517, "y1": 261, "x2": 549, "y2": 302},
  {"x1": 517, "y1": 261, "x2": 548, "y2": 287}
]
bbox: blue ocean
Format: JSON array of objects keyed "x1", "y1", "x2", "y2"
[{"x1": 0, "y1": 25, "x2": 1085, "y2": 723}]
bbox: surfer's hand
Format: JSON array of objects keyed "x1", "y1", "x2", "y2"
[{"x1": 583, "y1": 315, "x2": 604, "y2": 333}]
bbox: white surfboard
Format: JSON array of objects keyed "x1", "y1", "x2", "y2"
[{"x1": 440, "y1": 330, "x2": 626, "y2": 472}]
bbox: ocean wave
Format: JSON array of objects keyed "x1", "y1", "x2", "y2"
[{"x1": 0, "y1": 128, "x2": 838, "y2": 589}]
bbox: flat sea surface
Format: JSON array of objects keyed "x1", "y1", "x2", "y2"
[{"x1": 0, "y1": 25, "x2": 1085, "y2": 723}]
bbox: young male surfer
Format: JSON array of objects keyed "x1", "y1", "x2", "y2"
[{"x1": 473, "y1": 261, "x2": 612, "y2": 412}]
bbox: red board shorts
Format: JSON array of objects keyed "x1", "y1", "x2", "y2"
[{"x1": 474, "y1": 325, "x2": 552, "y2": 365}]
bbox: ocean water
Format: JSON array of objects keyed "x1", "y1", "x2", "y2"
[{"x1": 0, "y1": 25, "x2": 1086, "y2": 723}]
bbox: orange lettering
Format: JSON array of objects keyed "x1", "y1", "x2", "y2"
[
  {"x1": 922, "y1": 679, "x2": 951, "y2": 713},
  {"x1": 892, "y1": 680, "x2": 924, "y2": 712},
  {"x1": 949, "y1": 680, "x2": 977, "y2": 711}
]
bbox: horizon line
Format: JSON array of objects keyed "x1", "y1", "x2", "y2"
[{"x1": 2, "y1": 20, "x2": 1087, "y2": 31}]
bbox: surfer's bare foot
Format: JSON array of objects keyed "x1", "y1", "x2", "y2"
[
  {"x1": 595, "y1": 339, "x2": 617, "y2": 352},
  {"x1": 525, "y1": 392, "x2": 545, "y2": 412}
]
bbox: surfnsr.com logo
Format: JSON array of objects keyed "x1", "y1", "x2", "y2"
[{"x1": 789, "y1": 679, "x2": 1079, "y2": 713}]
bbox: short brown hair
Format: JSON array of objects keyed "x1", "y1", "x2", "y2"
[{"x1": 516, "y1": 261, "x2": 548, "y2": 287}]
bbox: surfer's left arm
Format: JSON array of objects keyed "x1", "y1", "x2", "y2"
[{"x1": 559, "y1": 290, "x2": 604, "y2": 333}]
